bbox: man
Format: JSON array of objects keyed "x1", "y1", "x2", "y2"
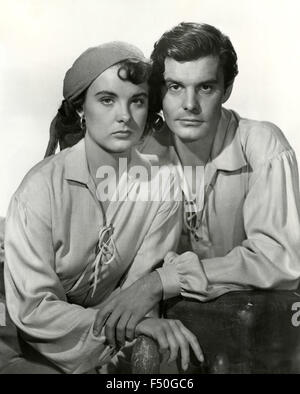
[
  {"x1": 139, "y1": 21, "x2": 300, "y2": 302},
  {"x1": 94, "y1": 23, "x2": 300, "y2": 350}
]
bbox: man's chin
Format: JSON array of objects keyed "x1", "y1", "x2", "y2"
[{"x1": 171, "y1": 126, "x2": 209, "y2": 142}]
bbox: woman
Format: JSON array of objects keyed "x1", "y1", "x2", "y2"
[{"x1": 4, "y1": 42, "x2": 203, "y2": 373}]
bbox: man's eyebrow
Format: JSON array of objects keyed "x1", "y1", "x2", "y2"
[
  {"x1": 164, "y1": 77, "x2": 219, "y2": 85},
  {"x1": 95, "y1": 90, "x2": 118, "y2": 97},
  {"x1": 197, "y1": 78, "x2": 219, "y2": 85},
  {"x1": 164, "y1": 78, "x2": 183, "y2": 85}
]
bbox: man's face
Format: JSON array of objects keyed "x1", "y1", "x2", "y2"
[
  {"x1": 83, "y1": 65, "x2": 149, "y2": 153},
  {"x1": 162, "y1": 56, "x2": 229, "y2": 142}
]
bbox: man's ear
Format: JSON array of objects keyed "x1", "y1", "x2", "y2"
[{"x1": 222, "y1": 83, "x2": 233, "y2": 104}]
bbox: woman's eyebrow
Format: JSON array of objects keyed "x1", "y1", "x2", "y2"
[
  {"x1": 131, "y1": 92, "x2": 149, "y2": 98},
  {"x1": 95, "y1": 90, "x2": 118, "y2": 97}
]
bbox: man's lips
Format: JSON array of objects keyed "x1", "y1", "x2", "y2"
[{"x1": 177, "y1": 118, "x2": 203, "y2": 123}]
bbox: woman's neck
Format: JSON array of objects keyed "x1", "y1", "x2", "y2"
[{"x1": 84, "y1": 134, "x2": 132, "y2": 187}]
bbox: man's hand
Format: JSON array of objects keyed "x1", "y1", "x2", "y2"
[
  {"x1": 93, "y1": 271, "x2": 163, "y2": 348},
  {"x1": 136, "y1": 317, "x2": 204, "y2": 371}
]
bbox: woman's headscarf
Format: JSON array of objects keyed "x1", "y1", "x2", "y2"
[{"x1": 45, "y1": 41, "x2": 146, "y2": 157}]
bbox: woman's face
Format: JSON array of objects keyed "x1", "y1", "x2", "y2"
[{"x1": 83, "y1": 64, "x2": 149, "y2": 153}]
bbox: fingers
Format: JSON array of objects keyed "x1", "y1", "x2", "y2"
[
  {"x1": 105, "y1": 309, "x2": 122, "y2": 348},
  {"x1": 164, "y1": 251, "x2": 178, "y2": 265},
  {"x1": 155, "y1": 319, "x2": 204, "y2": 371},
  {"x1": 164, "y1": 325, "x2": 179, "y2": 364},
  {"x1": 154, "y1": 326, "x2": 170, "y2": 355},
  {"x1": 178, "y1": 322, "x2": 204, "y2": 364},
  {"x1": 93, "y1": 307, "x2": 112, "y2": 337},
  {"x1": 125, "y1": 315, "x2": 139, "y2": 342},
  {"x1": 105, "y1": 310, "x2": 140, "y2": 347},
  {"x1": 169, "y1": 320, "x2": 190, "y2": 371},
  {"x1": 116, "y1": 311, "x2": 131, "y2": 347}
]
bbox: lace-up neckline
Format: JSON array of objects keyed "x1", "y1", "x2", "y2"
[{"x1": 90, "y1": 224, "x2": 116, "y2": 297}]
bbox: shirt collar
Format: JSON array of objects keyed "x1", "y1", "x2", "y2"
[
  {"x1": 210, "y1": 108, "x2": 247, "y2": 171},
  {"x1": 64, "y1": 138, "x2": 151, "y2": 185},
  {"x1": 64, "y1": 139, "x2": 90, "y2": 185},
  {"x1": 151, "y1": 108, "x2": 247, "y2": 172}
]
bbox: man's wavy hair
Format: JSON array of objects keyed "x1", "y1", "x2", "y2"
[
  {"x1": 150, "y1": 22, "x2": 239, "y2": 113},
  {"x1": 45, "y1": 59, "x2": 162, "y2": 157}
]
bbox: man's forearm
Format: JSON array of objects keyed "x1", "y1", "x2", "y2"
[{"x1": 141, "y1": 270, "x2": 163, "y2": 302}]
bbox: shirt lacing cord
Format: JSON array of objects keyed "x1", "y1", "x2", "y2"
[
  {"x1": 90, "y1": 224, "x2": 116, "y2": 298},
  {"x1": 184, "y1": 199, "x2": 202, "y2": 242}
]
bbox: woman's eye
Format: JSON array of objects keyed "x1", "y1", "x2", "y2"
[
  {"x1": 132, "y1": 98, "x2": 145, "y2": 106},
  {"x1": 132, "y1": 97, "x2": 147, "y2": 107},
  {"x1": 100, "y1": 98, "x2": 114, "y2": 105}
]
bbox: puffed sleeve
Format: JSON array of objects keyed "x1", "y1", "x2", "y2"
[
  {"x1": 4, "y1": 194, "x2": 116, "y2": 373},
  {"x1": 158, "y1": 148, "x2": 300, "y2": 301}
]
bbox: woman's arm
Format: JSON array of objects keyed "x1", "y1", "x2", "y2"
[
  {"x1": 94, "y1": 168, "x2": 183, "y2": 347},
  {"x1": 4, "y1": 194, "x2": 116, "y2": 373}
]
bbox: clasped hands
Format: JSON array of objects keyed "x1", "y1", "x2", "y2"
[{"x1": 93, "y1": 269, "x2": 203, "y2": 370}]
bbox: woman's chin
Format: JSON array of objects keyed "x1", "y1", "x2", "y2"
[{"x1": 106, "y1": 140, "x2": 134, "y2": 154}]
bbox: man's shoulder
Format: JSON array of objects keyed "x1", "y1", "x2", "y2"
[{"x1": 234, "y1": 112, "x2": 292, "y2": 167}]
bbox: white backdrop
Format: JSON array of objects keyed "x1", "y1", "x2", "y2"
[{"x1": 1, "y1": 0, "x2": 300, "y2": 216}]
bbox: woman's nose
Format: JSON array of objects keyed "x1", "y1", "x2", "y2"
[{"x1": 118, "y1": 106, "x2": 131, "y2": 123}]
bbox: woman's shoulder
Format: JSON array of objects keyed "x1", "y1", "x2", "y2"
[{"x1": 13, "y1": 147, "x2": 73, "y2": 203}]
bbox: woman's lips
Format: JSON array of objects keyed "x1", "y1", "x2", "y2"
[{"x1": 112, "y1": 130, "x2": 132, "y2": 137}]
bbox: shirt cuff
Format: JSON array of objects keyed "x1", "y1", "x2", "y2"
[{"x1": 156, "y1": 265, "x2": 181, "y2": 300}]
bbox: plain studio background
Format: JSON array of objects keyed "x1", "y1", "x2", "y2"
[{"x1": 0, "y1": 0, "x2": 300, "y2": 217}]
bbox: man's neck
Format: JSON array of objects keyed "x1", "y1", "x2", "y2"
[
  {"x1": 173, "y1": 130, "x2": 217, "y2": 167},
  {"x1": 84, "y1": 134, "x2": 131, "y2": 187}
]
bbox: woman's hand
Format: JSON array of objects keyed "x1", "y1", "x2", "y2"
[{"x1": 135, "y1": 317, "x2": 204, "y2": 371}]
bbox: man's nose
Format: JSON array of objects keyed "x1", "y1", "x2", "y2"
[{"x1": 182, "y1": 91, "x2": 200, "y2": 113}]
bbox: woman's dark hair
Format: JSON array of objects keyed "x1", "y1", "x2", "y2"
[
  {"x1": 45, "y1": 59, "x2": 162, "y2": 157},
  {"x1": 149, "y1": 22, "x2": 239, "y2": 113},
  {"x1": 117, "y1": 59, "x2": 163, "y2": 133}
]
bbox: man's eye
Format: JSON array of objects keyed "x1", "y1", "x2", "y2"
[
  {"x1": 168, "y1": 84, "x2": 182, "y2": 92},
  {"x1": 100, "y1": 98, "x2": 114, "y2": 105},
  {"x1": 199, "y1": 85, "x2": 213, "y2": 93}
]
